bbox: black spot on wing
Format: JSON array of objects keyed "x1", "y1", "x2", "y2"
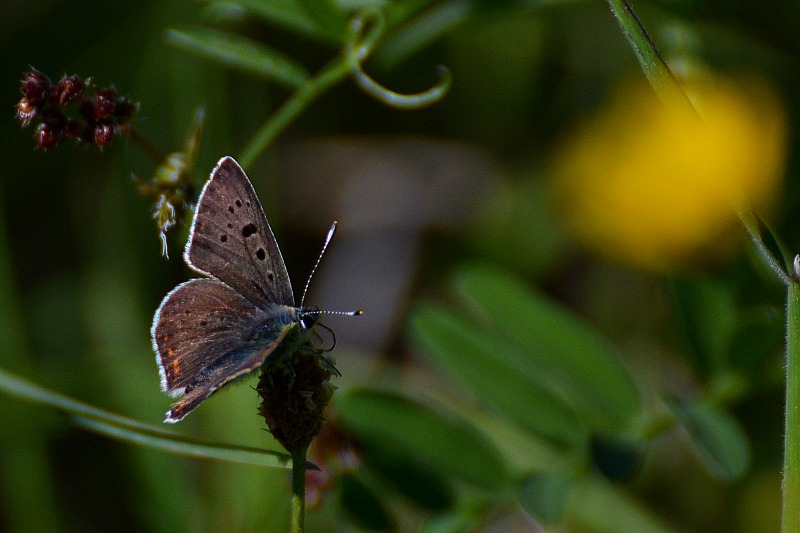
[{"x1": 242, "y1": 223, "x2": 257, "y2": 238}]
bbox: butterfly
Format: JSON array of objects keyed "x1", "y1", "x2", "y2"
[{"x1": 151, "y1": 156, "x2": 359, "y2": 423}]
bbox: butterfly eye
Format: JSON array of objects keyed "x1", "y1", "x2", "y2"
[{"x1": 300, "y1": 313, "x2": 319, "y2": 329}]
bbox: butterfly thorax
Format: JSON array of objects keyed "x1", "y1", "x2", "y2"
[{"x1": 249, "y1": 305, "x2": 304, "y2": 344}]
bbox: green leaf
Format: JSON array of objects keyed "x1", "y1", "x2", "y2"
[
  {"x1": 339, "y1": 473, "x2": 395, "y2": 532},
  {"x1": 362, "y1": 443, "x2": 455, "y2": 512},
  {"x1": 420, "y1": 499, "x2": 489, "y2": 533},
  {"x1": 217, "y1": 0, "x2": 334, "y2": 43},
  {"x1": 0, "y1": 368, "x2": 293, "y2": 468},
  {"x1": 589, "y1": 434, "x2": 644, "y2": 482},
  {"x1": 454, "y1": 265, "x2": 641, "y2": 434},
  {"x1": 337, "y1": 388, "x2": 510, "y2": 490},
  {"x1": 670, "y1": 276, "x2": 737, "y2": 376},
  {"x1": 373, "y1": 0, "x2": 471, "y2": 70},
  {"x1": 296, "y1": 0, "x2": 348, "y2": 40},
  {"x1": 569, "y1": 476, "x2": 675, "y2": 533},
  {"x1": 165, "y1": 27, "x2": 309, "y2": 88},
  {"x1": 412, "y1": 304, "x2": 584, "y2": 447},
  {"x1": 669, "y1": 398, "x2": 751, "y2": 481},
  {"x1": 518, "y1": 471, "x2": 574, "y2": 524}
]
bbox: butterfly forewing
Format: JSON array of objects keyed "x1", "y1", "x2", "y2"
[{"x1": 185, "y1": 156, "x2": 294, "y2": 308}]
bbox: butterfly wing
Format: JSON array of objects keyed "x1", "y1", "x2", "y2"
[
  {"x1": 185, "y1": 156, "x2": 295, "y2": 308},
  {"x1": 152, "y1": 278, "x2": 296, "y2": 423}
]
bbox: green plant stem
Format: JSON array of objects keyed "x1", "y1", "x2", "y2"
[
  {"x1": 605, "y1": 0, "x2": 694, "y2": 112},
  {"x1": 783, "y1": 271, "x2": 800, "y2": 532},
  {"x1": 238, "y1": 57, "x2": 350, "y2": 170},
  {"x1": 127, "y1": 126, "x2": 167, "y2": 164},
  {"x1": 291, "y1": 446, "x2": 308, "y2": 533}
]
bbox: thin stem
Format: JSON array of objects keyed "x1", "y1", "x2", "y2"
[
  {"x1": 605, "y1": 0, "x2": 694, "y2": 112},
  {"x1": 291, "y1": 446, "x2": 308, "y2": 533},
  {"x1": 238, "y1": 58, "x2": 350, "y2": 170},
  {"x1": 783, "y1": 267, "x2": 800, "y2": 532},
  {"x1": 126, "y1": 126, "x2": 166, "y2": 164}
]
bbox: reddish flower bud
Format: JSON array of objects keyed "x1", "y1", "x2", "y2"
[
  {"x1": 93, "y1": 89, "x2": 117, "y2": 121},
  {"x1": 94, "y1": 123, "x2": 114, "y2": 147},
  {"x1": 52, "y1": 75, "x2": 85, "y2": 107},
  {"x1": 35, "y1": 123, "x2": 62, "y2": 150},
  {"x1": 114, "y1": 96, "x2": 137, "y2": 122},
  {"x1": 16, "y1": 98, "x2": 39, "y2": 126},
  {"x1": 21, "y1": 69, "x2": 51, "y2": 103}
]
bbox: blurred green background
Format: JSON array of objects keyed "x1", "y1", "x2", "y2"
[{"x1": 1, "y1": 1, "x2": 798, "y2": 532}]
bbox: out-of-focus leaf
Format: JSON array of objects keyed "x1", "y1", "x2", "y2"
[
  {"x1": 518, "y1": 471, "x2": 574, "y2": 524},
  {"x1": 590, "y1": 434, "x2": 644, "y2": 482},
  {"x1": 297, "y1": 0, "x2": 348, "y2": 40},
  {"x1": 363, "y1": 443, "x2": 455, "y2": 512},
  {"x1": 669, "y1": 398, "x2": 751, "y2": 481},
  {"x1": 420, "y1": 499, "x2": 489, "y2": 533},
  {"x1": 212, "y1": 0, "x2": 329, "y2": 42},
  {"x1": 373, "y1": 0, "x2": 471, "y2": 70},
  {"x1": 337, "y1": 388, "x2": 510, "y2": 490},
  {"x1": 569, "y1": 477, "x2": 675, "y2": 533},
  {"x1": 412, "y1": 304, "x2": 584, "y2": 447},
  {"x1": 671, "y1": 276, "x2": 737, "y2": 376},
  {"x1": 339, "y1": 473, "x2": 395, "y2": 532},
  {"x1": 166, "y1": 28, "x2": 309, "y2": 88},
  {"x1": 729, "y1": 305, "x2": 783, "y2": 377},
  {"x1": 454, "y1": 265, "x2": 641, "y2": 434}
]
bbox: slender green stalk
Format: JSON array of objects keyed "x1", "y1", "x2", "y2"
[
  {"x1": 238, "y1": 58, "x2": 350, "y2": 170},
  {"x1": 605, "y1": 0, "x2": 694, "y2": 111},
  {"x1": 783, "y1": 263, "x2": 800, "y2": 532},
  {"x1": 291, "y1": 447, "x2": 308, "y2": 533}
]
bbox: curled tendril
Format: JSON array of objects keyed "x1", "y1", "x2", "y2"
[{"x1": 345, "y1": 9, "x2": 451, "y2": 110}]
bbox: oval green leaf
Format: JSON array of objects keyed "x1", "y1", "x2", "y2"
[
  {"x1": 337, "y1": 388, "x2": 510, "y2": 490},
  {"x1": 454, "y1": 265, "x2": 641, "y2": 434},
  {"x1": 412, "y1": 304, "x2": 584, "y2": 447},
  {"x1": 362, "y1": 443, "x2": 455, "y2": 512},
  {"x1": 339, "y1": 473, "x2": 395, "y2": 532},
  {"x1": 669, "y1": 398, "x2": 751, "y2": 481},
  {"x1": 518, "y1": 471, "x2": 574, "y2": 524},
  {"x1": 166, "y1": 28, "x2": 309, "y2": 88}
]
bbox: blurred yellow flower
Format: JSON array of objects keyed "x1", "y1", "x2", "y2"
[{"x1": 553, "y1": 76, "x2": 787, "y2": 271}]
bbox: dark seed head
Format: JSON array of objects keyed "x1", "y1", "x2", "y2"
[
  {"x1": 16, "y1": 98, "x2": 39, "y2": 126},
  {"x1": 21, "y1": 69, "x2": 51, "y2": 103},
  {"x1": 52, "y1": 75, "x2": 85, "y2": 107},
  {"x1": 113, "y1": 96, "x2": 137, "y2": 122},
  {"x1": 94, "y1": 123, "x2": 114, "y2": 147},
  {"x1": 35, "y1": 123, "x2": 62, "y2": 150},
  {"x1": 93, "y1": 89, "x2": 117, "y2": 120}
]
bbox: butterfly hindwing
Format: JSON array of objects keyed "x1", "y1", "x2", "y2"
[
  {"x1": 184, "y1": 156, "x2": 295, "y2": 308},
  {"x1": 162, "y1": 330, "x2": 288, "y2": 424},
  {"x1": 152, "y1": 278, "x2": 298, "y2": 423}
]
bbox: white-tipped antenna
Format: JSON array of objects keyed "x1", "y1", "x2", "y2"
[{"x1": 299, "y1": 221, "x2": 363, "y2": 317}]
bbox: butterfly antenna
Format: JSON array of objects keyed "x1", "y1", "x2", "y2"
[
  {"x1": 299, "y1": 221, "x2": 363, "y2": 317},
  {"x1": 300, "y1": 221, "x2": 337, "y2": 308}
]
